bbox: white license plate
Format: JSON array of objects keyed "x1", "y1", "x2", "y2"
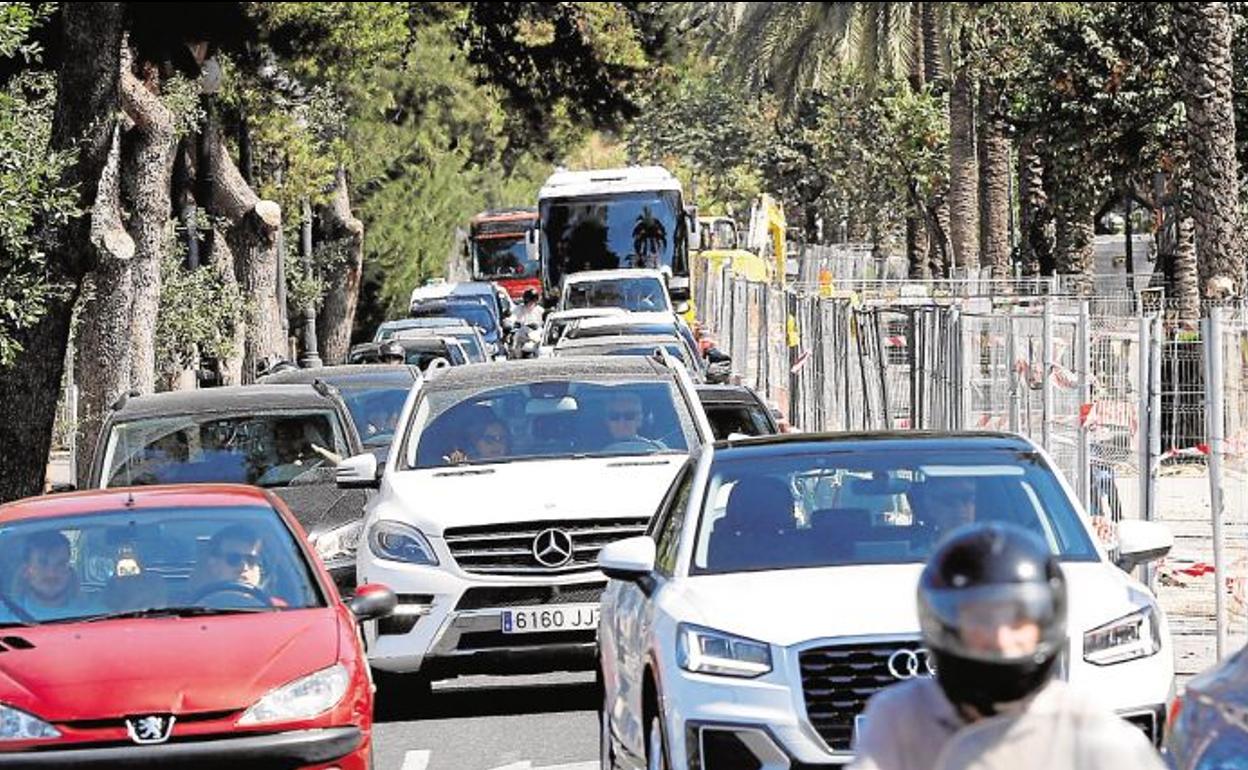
[{"x1": 501, "y1": 604, "x2": 599, "y2": 634}]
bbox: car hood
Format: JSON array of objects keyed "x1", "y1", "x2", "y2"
[
  {"x1": 379, "y1": 455, "x2": 685, "y2": 534},
  {"x1": 272, "y1": 484, "x2": 371, "y2": 536},
  {"x1": 671, "y1": 560, "x2": 1146, "y2": 649},
  {"x1": 0, "y1": 608, "x2": 340, "y2": 721}
]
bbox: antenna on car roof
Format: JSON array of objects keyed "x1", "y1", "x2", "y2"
[{"x1": 312, "y1": 378, "x2": 338, "y2": 399}]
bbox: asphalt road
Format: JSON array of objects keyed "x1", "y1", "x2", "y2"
[{"x1": 372, "y1": 672, "x2": 600, "y2": 770}]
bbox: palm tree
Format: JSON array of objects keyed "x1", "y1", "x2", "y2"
[{"x1": 1175, "y1": 2, "x2": 1242, "y2": 300}]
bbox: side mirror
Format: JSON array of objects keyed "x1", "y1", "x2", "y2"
[
  {"x1": 1115, "y1": 520, "x2": 1173, "y2": 572},
  {"x1": 673, "y1": 301, "x2": 691, "y2": 315},
  {"x1": 336, "y1": 453, "x2": 381, "y2": 489},
  {"x1": 598, "y1": 536, "x2": 656, "y2": 586},
  {"x1": 349, "y1": 583, "x2": 396, "y2": 622}
]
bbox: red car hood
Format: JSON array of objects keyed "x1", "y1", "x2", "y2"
[{"x1": 0, "y1": 608, "x2": 340, "y2": 722}]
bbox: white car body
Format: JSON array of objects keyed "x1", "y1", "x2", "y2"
[
  {"x1": 355, "y1": 357, "x2": 713, "y2": 680},
  {"x1": 538, "y1": 308, "x2": 629, "y2": 358},
  {"x1": 598, "y1": 434, "x2": 1176, "y2": 769}
]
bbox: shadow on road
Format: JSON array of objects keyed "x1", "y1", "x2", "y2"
[{"x1": 375, "y1": 673, "x2": 600, "y2": 723}]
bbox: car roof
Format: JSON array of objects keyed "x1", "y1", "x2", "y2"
[
  {"x1": 546, "y1": 308, "x2": 629, "y2": 322},
  {"x1": 709, "y1": 431, "x2": 1036, "y2": 456},
  {"x1": 695, "y1": 384, "x2": 765, "y2": 404},
  {"x1": 422, "y1": 356, "x2": 677, "y2": 392},
  {"x1": 571, "y1": 311, "x2": 677, "y2": 331},
  {"x1": 258, "y1": 364, "x2": 420, "y2": 388},
  {"x1": 395, "y1": 327, "x2": 481, "y2": 339},
  {"x1": 109, "y1": 385, "x2": 343, "y2": 422},
  {"x1": 380, "y1": 317, "x2": 468, "y2": 330},
  {"x1": 563, "y1": 269, "x2": 667, "y2": 284},
  {"x1": 0, "y1": 484, "x2": 276, "y2": 523}
]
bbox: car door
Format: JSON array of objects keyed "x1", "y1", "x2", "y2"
[{"x1": 605, "y1": 459, "x2": 696, "y2": 756}]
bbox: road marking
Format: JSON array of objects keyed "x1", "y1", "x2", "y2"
[{"x1": 400, "y1": 750, "x2": 431, "y2": 770}]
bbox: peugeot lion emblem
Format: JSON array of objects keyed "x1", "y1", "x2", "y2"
[
  {"x1": 126, "y1": 714, "x2": 175, "y2": 745},
  {"x1": 886, "y1": 648, "x2": 935, "y2": 680},
  {"x1": 532, "y1": 528, "x2": 574, "y2": 568}
]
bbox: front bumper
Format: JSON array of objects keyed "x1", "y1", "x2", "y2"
[
  {"x1": 0, "y1": 727, "x2": 363, "y2": 769},
  {"x1": 360, "y1": 555, "x2": 604, "y2": 677}
]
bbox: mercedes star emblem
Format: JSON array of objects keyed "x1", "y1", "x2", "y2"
[
  {"x1": 532, "y1": 528, "x2": 574, "y2": 568},
  {"x1": 886, "y1": 648, "x2": 935, "y2": 680}
]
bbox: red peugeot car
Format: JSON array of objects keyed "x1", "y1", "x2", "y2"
[{"x1": 0, "y1": 485, "x2": 394, "y2": 768}]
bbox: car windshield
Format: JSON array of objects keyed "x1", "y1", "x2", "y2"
[
  {"x1": 102, "y1": 412, "x2": 349, "y2": 489},
  {"x1": 564, "y1": 278, "x2": 670, "y2": 313},
  {"x1": 376, "y1": 318, "x2": 466, "y2": 342},
  {"x1": 446, "y1": 332, "x2": 485, "y2": 362},
  {"x1": 704, "y1": 403, "x2": 774, "y2": 440},
  {"x1": 0, "y1": 505, "x2": 325, "y2": 626},
  {"x1": 399, "y1": 341, "x2": 466, "y2": 369},
  {"x1": 557, "y1": 342, "x2": 688, "y2": 363},
  {"x1": 338, "y1": 387, "x2": 410, "y2": 448},
  {"x1": 693, "y1": 449, "x2": 1098, "y2": 575},
  {"x1": 541, "y1": 191, "x2": 688, "y2": 292},
  {"x1": 474, "y1": 236, "x2": 537, "y2": 280},
  {"x1": 404, "y1": 379, "x2": 694, "y2": 468}
]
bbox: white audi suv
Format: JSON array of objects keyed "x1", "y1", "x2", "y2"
[
  {"x1": 596, "y1": 432, "x2": 1176, "y2": 769},
  {"x1": 339, "y1": 355, "x2": 712, "y2": 690}
]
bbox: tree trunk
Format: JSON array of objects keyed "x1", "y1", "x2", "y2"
[
  {"x1": 316, "y1": 168, "x2": 365, "y2": 364},
  {"x1": 920, "y1": 2, "x2": 945, "y2": 93},
  {"x1": 199, "y1": 120, "x2": 283, "y2": 382},
  {"x1": 75, "y1": 127, "x2": 135, "y2": 485},
  {"x1": 208, "y1": 228, "x2": 247, "y2": 384},
  {"x1": 1019, "y1": 135, "x2": 1054, "y2": 276},
  {"x1": 1054, "y1": 191, "x2": 1096, "y2": 295},
  {"x1": 906, "y1": 6, "x2": 928, "y2": 279},
  {"x1": 948, "y1": 61, "x2": 979, "y2": 272},
  {"x1": 978, "y1": 81, "x2": 1012, "y2": 279},
  {"x1": 120, "y1": 62, "x2": 176, "y2": 394},
  {"x1": 1173, "y1": 212, "x2": 1200, "y2": 320},
  {"x1": 0, "y1": 3, "x2": 123, "y2": 502},
  {"x1": 1176, "y1": 2, "x2": 1242, "y2": 299}
]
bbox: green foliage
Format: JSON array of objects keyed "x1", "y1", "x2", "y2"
[
  {"x1": 155, "y1": 252, "x2": 247, "y2": 373},
  {"x1": 159, "y1": 73, "x2": 205, "y2": 139},
  {"x1": 0, "y1": 5, "x2": 75, "y2": 366}
]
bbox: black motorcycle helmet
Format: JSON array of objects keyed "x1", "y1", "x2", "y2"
[
  {"x1": 378, "y1": 341, "x2": 406, "y2": 364},
  {"x1": 522, "y1": 288, "x2": 539, "y2": 304},
  {"x1": 917, "y1": 522, "x2": 1067, "y2": 716}
]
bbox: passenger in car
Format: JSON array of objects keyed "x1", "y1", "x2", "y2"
[
  {"x1": 912, "y1": 477, "x2": 978, "y2": 543},
  {"x1": 708, "y1": 476, "x2": 806, "y2": 571},
  {"x1": 12, "y1": 531, "x2": 101, "y2": 619},
  {"x1": 446, "y1": 412, "x2": 511, "y2": 464}
]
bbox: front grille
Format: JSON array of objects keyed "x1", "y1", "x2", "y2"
[
  {"x1": 456, "y1": 628, "x2": 596, "y2": 651},
  {"x1": 444, "y1": 518, "x2": 648, "y2": 575},
  {"x1": 799, "y1": 639, "x2": 925, "y2": 752},
  {"x1": 456, "y1": 581, "x2": 607, "y2": 611}
]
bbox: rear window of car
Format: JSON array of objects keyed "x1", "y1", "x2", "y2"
[
  {"x1": 703, "y1": 403, "x2": 775, "y2": 440},
  {"x1": 0, "y1": 504, "x2": 326, "y2": 627},
  {"x1": 692, "y1": 448, "x2": 1098, "y2": 575}
]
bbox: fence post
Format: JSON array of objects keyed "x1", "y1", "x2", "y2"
[
  {"x1": 65, "y1": 343, "x2": 78, "y2": 488},
  {"x1": 1204, "y1": 307, "x2": 1228, "y2": 661},
  {"x1": 1007, "y1": 312, "x2": 1021, "y2": 433},
  {"x1": 1077, "y1": 301, "x2": 1091, "y2": 513},
  {"x1": 1138, "y1": 314, "x2": 1151, "y2": 530},
  {"x1": 1144, "y1": 314, "x2": 1162, "y2": 590},
  {"x1": 1042, "y1": 299, "x2": 1053, "y2": 452}
]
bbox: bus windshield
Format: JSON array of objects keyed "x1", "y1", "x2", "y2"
[
  {"x1": 540, "y1": 191, "x2": 687, "y2": 294},
  {"x1": 474, "y1": 236, "x2": 537, "y2": 280}
]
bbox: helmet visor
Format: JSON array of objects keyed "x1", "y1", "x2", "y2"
[{"x1": 919, "y1": 582, "x2": 1066, "y2": 664}]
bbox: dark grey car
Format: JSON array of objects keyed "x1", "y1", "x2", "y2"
[
  {"x1": 88, "y1": 384, "x2": 368, "y2": 595},
  {"x1": 695, "y1": 384, "x2": 780, "y2": 440}
]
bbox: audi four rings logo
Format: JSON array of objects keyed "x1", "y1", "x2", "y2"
[
  {"x1": 532, "y1": 528, "x2": 574, "y2": 568},
  {"x1": 887, "y1": 648, "x2": 936, "y2": 679}
]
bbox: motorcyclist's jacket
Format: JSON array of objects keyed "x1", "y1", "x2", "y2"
[
  {"x1": 849, "y1": 678, "x2": 1164, "y2": 770},
  {"x1": 514, "y1": 302, "x2": 545, "y2": 327}
]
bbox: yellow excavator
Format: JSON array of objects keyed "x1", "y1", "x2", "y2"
[{"x1": 693, "y1": 194, "x2": 787, "y2": 289}]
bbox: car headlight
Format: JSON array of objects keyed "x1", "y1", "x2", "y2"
[
  {"x1": 311, "y1": 520, "x2": 363, "y2": 564},
  {"x1": 367, "y1": 521, "x2": 439, "y2": 565},
  {"x1": 237, "y1": 663, "x2": 350, "y2": 726},
  {"x1": 0, "y1": 704, "x2": 60, "y2": 741},
  {"x1": 677, "y1": 623, "x2": 772, "y2": 678},
  {"x1": 1083, "y1": 605, "x2": 1161, "y2": 666}
]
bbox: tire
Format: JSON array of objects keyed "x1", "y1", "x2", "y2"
[
  {"x1": 645, "y1": 711, "x2": 669, "y2": 770},
  {"x1": 599, "y1": 682, "x2": 618, "y2": 770},
  {"x1": 371, "y1": 669, "x2": 431, "y2": 719}
]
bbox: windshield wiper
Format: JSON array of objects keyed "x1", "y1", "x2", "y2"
[{"x1": 73, "y1": 606, "x2": 276, "y2": 623}]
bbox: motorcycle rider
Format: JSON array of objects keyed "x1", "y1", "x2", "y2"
[
  {"x1": 850, "y1": 522, "x2": 1164, "y2": 770},
  {"x1": 511, "y1": 288, "x2": 545, "y2": 357}
]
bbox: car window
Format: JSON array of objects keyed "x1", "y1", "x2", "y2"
[
  {"x1": 404, "y1": 379, "x2": 695, "y2": 468},
  {"x1": 102, "y1": 411, "x2": 349, "y2": 489},
  {"x1": 704, "y1": 403, "x2": 775, "y2": 440},
  {"x1": 564, "y1": 278, "x2": 670, "y2": 313},
  {"x1": 339, "y1": 387, "x2": 410, "y2": 448},
  {"x1": 652, "y1": 464, "x2": 695, "y2": 576},
  {"x1": 0, "y1": 505, "x2": 325, "y2": 627},
  {"x1": 691, "y1": 449, "x2": 1098, "y2": 575}
]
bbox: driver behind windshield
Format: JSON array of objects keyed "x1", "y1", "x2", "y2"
[
  {"x1": 197, "y1": 524, "x2": 264, "y2": 592},
  {"x1": 256, "y1": 419, "x2": 340, "y2": 486},
  {"x1": 13, "y1": 531, "x2": 101, "y2": 619},
  {"x1": 602, "y1": 391, "x2": 665, "y2": 451}
]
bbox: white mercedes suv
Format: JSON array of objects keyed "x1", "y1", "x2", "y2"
[
  {"x1": 338, "y1": 355, "x2": 711, "y2": 688},
  {"x1": 596, "y1": 433, "x2": 1176, "y2": 769}
]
